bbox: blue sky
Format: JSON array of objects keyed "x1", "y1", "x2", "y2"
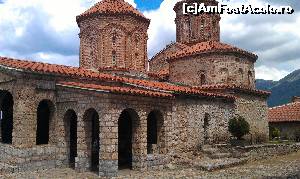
[
  {"x1": 135, "y1": 0, "x2": 163, "y2": 11},
  {"x1": 0, "y1": 0, "x2": 299, "y2": 81}
]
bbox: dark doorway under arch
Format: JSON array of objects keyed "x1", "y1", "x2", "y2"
[
  {"x1": 204, "y1": 113, "x2": 210, "y2": 144},
  {"x1": 118, "y1": 109, "x2": 136, "y2": 169},
  {"x1": 0, "y1": 91, "x2": 13, "y2": 144},
  {"x1": 147, "y1": 110, "x2": 164, "y2": 154},
  {"x1": 36, "y1": 100, "x2": 54, "y2": 145},
  {"x1": 147, "y1": 112, "x2": 157, "y2": 154},
  {"x1": 84, "y1": 108, "x2": 100, "y2": 172},
  {"x1": 64, "y1": 109, "x2": 77, "y2": 169}
]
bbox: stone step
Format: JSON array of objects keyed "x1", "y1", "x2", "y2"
[
  {"x1": 195, "y1": 157, "x2": 248, "y2": 171},
  {"x1": 0, "y1": 162, "x2": 17, "y2": 174},
  {"x1": 209, "y1": 152, "x2": 232, "y2": 159},
  {"x1": 201, "y1": 145, "x2": 219, "y2": 155}
]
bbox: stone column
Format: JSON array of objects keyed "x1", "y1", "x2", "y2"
[
  {"x1": 75, "y1": 112, "x2": 90, "y2": 172},
  {"x1": 99, "y1": 112, "x2": 118, "y2": 177},
  {"x1": 132, "y1": 110, "x2": 147, "y2": 170}
]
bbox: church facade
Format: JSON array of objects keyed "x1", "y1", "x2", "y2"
[{"x1": 0, "y1": 0, "x2": 269, "y2": 176}]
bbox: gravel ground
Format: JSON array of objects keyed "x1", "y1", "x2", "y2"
[{"x1": 2, "y1": 151, "x2": 300, "y2": 179}]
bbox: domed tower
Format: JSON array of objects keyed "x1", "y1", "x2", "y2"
[
  {"x1": 167, "y1": 0, "x2": 257, "y2": 89},
  {"x1": 174, "y1": 0, "x2": 220, "y2": 45},
  {"x1": 76, "y1": 0, "x2": 150, "y2": 72}
]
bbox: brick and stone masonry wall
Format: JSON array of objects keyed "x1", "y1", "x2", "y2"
[
  {"x1": 234, "y1": 93, "x2": 269, "y2": 143},
  {"x1": 55, "y1": 87, "x2": 174, "y2": 176},
  {"x1": 78, "y1": 15, "x2": 149, "y2": 72},
  {"x1": 169, "y1": 97, "x2": 235, "y2": 152},
  {"x1": 169, "y1": 53, "x2": 255, "y2": 88},
  {"x1": 149, "y1": 43, "x2": 186, "y2": 73}
]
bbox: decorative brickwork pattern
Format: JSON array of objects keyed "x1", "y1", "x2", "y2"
[{"x1": 174, "y1": 0, "x2": 221, "y2": 45}]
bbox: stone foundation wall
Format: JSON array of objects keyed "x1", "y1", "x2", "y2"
[
  {"x1": 235, "y1": 93, "x2": 269, "y2": 143},
  {"x1": 170, "y1": 98, "x2": 235, "y2": 152},
  {"x1": 0, "y1": 144, "x2": 59, "y2": 173},
  {"x1": 241, "y1": 143, "x2": 300, "y2": 161}
]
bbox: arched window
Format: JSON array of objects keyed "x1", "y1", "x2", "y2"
[
  {"x1": 200, "y1": 19, "x2": 205, "y2": 31},
  {"x1": 188, "y1": 18, "x2": 192, "y2": 38},
  {"x1": 200, "y1": 74, "x2": 206, "y2": 85},
  {"x1": 238, "y1": 68, "x2": 244, "y2": 82},
  {"x1": 220, "y1": 68, "x2": 229, "y2": 83},
  {"x1": 0, "y1": 91, "x2": 13, "y2": 144},
  {"x1": 248, "y1": 71, "x2": 253, "y2": 86},
  {"x1": 112, "y1": 31, "x2": 117, "y2": 45},
  {"x1": 112, "y1": 50, "x2": 117, "y2": 66},
  {"x1": 36, "y1": 100, "x2": 54, "y2": 145}
]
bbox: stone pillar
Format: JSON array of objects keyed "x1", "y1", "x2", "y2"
[
  {"x1": 132, "y1": 111, "x2": 147, "y2": 170},
  {"x1": 13, "y1": 86, "x2": 37, "y2": 148},
  {"x1": 75, "y1": 112, "x2": 90, "y2": 172},
  {"x1": 99, "y1": 112, "x2": 118, "y2": 177}
]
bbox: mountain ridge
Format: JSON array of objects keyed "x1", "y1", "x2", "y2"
[{"x1": 256, "y1": 69, "x2": 300, "y2": 107}]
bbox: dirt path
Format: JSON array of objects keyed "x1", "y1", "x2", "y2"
[{"x1": 2, "y1": 151, "x2": 300, "y2": 179}]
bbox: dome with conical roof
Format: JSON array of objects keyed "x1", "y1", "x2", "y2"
[{"x1": 76, "y1": 0, "x2": 149, "y2": 23}]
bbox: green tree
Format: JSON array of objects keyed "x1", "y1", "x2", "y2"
[{"x1": 228, "y1": 115, "x2": 250, "y2": 140}]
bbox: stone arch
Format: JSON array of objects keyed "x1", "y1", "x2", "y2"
[
  {"x1": 147, "y1": 110, "x2": 165, "y2": 154},
  {"x1": 0, "y1": 90, "x2": 13, "y2": 144},
  {"x1": 36, "y1": 99, "x2": 55, "y2": 145},
  {"x1": 63, "y1": 109, "x2": 77, "y2": 169},
  {"x1": 83, "y1": 108, "x2": 100, "y2": 172},
  {"x1": 118, "y1": 108, "x2": 140, "y2": 169}
]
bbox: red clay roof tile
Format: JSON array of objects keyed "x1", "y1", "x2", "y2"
[
  {"x1": 0, "y1": 56, "x2": 236, "y2": 100},
  {"x1": 76, "y1": 0, "x2": 149, "y2": 23},
  {"x1": 57, "y1": 81, "x2": 172, "y2": 98},
  {"x1": 268, "y1": 102, "x2": 300, "y2": 122},
  {"x1": 193, "y1": 84, "x2": 271, "y2": 96},
  {"x1": 166, "y1": 41, "x2": 258, "y2": 62}
]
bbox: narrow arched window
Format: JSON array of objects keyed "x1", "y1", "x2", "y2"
[
  {"x1": 200, "y1": 74, "x2": 206, "y2": 85},
  {"x1": 200, "y1": 19, "x2": 205, "y2": 31},
  {"x1": 188, "y1": 18, "x2": 192, "y2": 38},
  {"x1": 112, "y1": 51, "x2": 116, "y2": 66},
  {"x1": 248, "y1": 71, "x2": 253, "y2": 86},
  {"x1": 112, "y1": 31, "x2": 117, "y2": 45}
]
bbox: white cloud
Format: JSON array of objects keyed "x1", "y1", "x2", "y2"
[
  {"x1": 144, "y1": 0, "x2": 181, "y2": 57},
  {"x1": 0, "y1": 0, "x2": 299, "y2": 81},
  {"x1": 255, "y1": 66, "x2": 289, "y2": 81}
]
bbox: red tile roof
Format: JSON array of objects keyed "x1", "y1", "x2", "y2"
[
  {"x1": 57, "y1": 81, "x2": 173, "y2": 98},
  {"x1": 193, "y1": 84, "x2": 271, "y2": 96},
  {"x1": 0, "y1": 56, "x2": 236, "y2": 100},
  {"x1": 77, "y1": 0, "x2": 149, "y2": 23},
  {"x1": 166, "y1": 41, "x2": 258, "y2": 62},
  {"x1": 147, "y1": 67, "x2": 169, "y2": 81},
  {"x1": 268, "y1": 102, "x2": 300, "y2": 122}
]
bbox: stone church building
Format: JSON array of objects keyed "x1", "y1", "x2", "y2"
[{"x1": 0, "y1": 0, "x2": 270, "y2": 176}]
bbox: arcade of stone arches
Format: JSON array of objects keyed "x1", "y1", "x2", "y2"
[{"x1": 0, "y1": 90, "x2": 165, "y2": 172}]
